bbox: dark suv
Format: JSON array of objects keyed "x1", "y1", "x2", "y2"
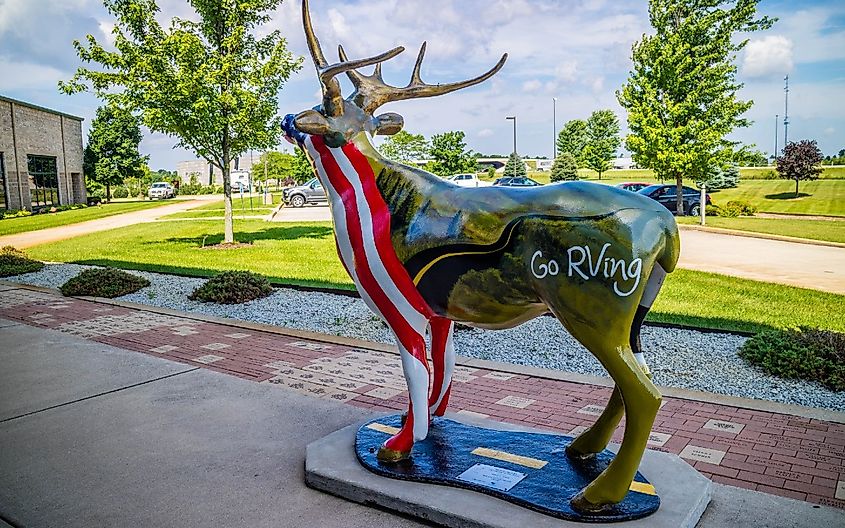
[
  {"x1": 637, "y1": 184, "x2": 711, "y2": 216},
  {"x1": 283, "y1": 178, "x2": 327, "y2": 207}
]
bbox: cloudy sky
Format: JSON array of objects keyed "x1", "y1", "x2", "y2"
[{"x1": 1, "y1": 0, "x2": 843, "y2": 169}]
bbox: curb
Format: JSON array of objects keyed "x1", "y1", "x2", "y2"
[
  {"x1": 678, "y1": 223, "x2": 845, "y2": 249},
  {"x1": 4, "y1": 280, "x2": 842, "y2": 425}
]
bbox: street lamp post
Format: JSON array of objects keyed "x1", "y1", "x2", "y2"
[
  {"x1": 552, "y1": 98, "x2": 557, "y2": 159},
  {"x1": 506, "y1": 115, "x2": 517, "y2": 177}
]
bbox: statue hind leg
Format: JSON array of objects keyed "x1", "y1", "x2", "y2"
[{"x1": 566, "y1": 264, "x2": 667, "y2": 458}]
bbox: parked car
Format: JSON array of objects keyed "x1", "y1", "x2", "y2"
[
  {"x1": 615, "y1": 182, "x2": 650, "y2": 193},
  {"x1": 283, "y1": 178, "x2": 327, "y2": 207},
  {"x1": 148, "y1": 182, "x2": 175, "y2": 199},
  {"x1": 637, "y1": 184, "x2": 711, "y2": 216},
  {"x1": 493, "y1": 176, "x2": 542, "y2": 187},
  {"x1": 446, "y1": 173, "x2": 491, "y2": 187}
]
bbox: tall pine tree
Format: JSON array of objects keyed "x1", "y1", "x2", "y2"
[{"x1": 618, "y1": 0, "x2": 773, "y2": 214}]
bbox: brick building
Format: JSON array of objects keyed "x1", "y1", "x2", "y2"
[{"x1": 0, "y1": 95, "x2": 86, "y2": 211}]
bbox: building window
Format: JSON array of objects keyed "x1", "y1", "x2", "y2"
[
  {"x1": 27, "y1": 155, "x2": 59, "y2": 208},
  {"x1": 0, "y1": 152, "x2": 7, "y2": 211}
]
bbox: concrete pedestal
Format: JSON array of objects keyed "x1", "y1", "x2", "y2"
[{"x1": 305, "y1": 416, "x2": 712, "y2": 528}]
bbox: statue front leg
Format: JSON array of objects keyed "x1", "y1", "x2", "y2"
[{"x1": 378, "y1": 328, "x2": 430, "y2": 462}]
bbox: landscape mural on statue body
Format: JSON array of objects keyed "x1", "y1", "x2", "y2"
[{"x1": 282, "y1": 0, "x2": 680, "y2": 519}]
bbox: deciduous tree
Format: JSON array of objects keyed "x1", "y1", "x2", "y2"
[
  {"x1": 618, "y1": 0, "x2": 773, "y2": 214},
  {"x1": 83, "y1": 103, "x2": 148, "y2": 201},
  {"x1": 379, "y1": 130, "x2": 429, "y2": 163},
  {"x1": 426, "y1": 131, "x2": 477, "y2": 176},
  {"x1": 776, "y1": 140, "x2": 823, "y2": 197},
  {"x1": 582, "y1": 109, "x2": 620, "y2": 180},
  {"x1": 556, "y1": 119, "x2": 588, "y2": 162},
  {"x1": 61, "y1": 0, "x2": 302, "y2": 243}
]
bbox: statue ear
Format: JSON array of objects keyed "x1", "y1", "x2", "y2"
[
  {"x1": 374, "y1": 113, "x2": 404, "y2": 135},
  {"x1": 294, "y1": 110, "x2": 332, "y2": 135}
]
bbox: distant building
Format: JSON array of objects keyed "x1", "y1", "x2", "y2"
[
  {"x1": 177, "y1": 153, "x2": 259, "y2": 185},
  {"x1": 612, "y1": 157, "x2": 637, "y2": 170},
  {"x1": 0, "y1": 95, "x2": 86, "y2": 211}
]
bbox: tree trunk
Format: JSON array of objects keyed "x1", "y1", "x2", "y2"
[
  {"x1": 106, "y1": 182, "x2": 111, "y2": 203},
  {"x1": 676, "y1": 175, "x2": 684, "y2": 215},
  {"x1": 222, "y1": 161, "x2": 234, "y2": 244},
  {"x1": 795, "y1": 178, "x2": 799, "y2": 198}
]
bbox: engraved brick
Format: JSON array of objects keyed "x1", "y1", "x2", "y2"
[
  {"x1": 576, "y1": 404, "x2": 604, "y2": 416},
  {"x1": 680, "y1": 445, "x2": 726, "y2": 465},
  {"x1": 495, "y1": 396, "x2": 536, "y2": 409}
]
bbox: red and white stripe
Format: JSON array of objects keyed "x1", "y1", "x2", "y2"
[{"x1": 304, "y1": 134, "x2": 448, "y2": 453}]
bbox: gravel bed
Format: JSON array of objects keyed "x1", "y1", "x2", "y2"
[{"x1": 7, "y1": 263, "x2": 844, "y2": 412}]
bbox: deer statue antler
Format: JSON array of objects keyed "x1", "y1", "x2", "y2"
[
  {"x1": 302, "y1": 0, "x2": 404, "y2": 116},
  {"x1": 303, "y1": 0, "x2": 507, "y2": 118},
  {"x1": 339, "y1": 42, "x2": 508, "y2": 115}
]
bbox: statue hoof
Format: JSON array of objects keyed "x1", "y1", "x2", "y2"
[
  {"x1": 564, "y1": 443, "x2": 596, "y2": 460},
  {"x1": 377, "y1": 445, "x2": 411, "y2": 463},
  {"x1": 570, "y1": 490, "x2": 614, "y2": 515}
]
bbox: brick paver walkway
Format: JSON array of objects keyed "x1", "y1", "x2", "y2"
[{"x1": 2, "y1": 285, "x2": 844, "y2": 509}]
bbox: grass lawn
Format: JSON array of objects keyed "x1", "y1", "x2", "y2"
[
  {"x1": 676, "y1": 216, "x2": 845, "y2": 244},
  {"x1": 25, "y1": 219, "x2": 845, "y2": 334},
  {"x1": 0, "y1": 201, "x2": 173, "y2": 237},
  {"x1": 706, "y1": 180, "x2": 845, "y2": 216}
]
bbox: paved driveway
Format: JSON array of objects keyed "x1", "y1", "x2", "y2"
[{"x1": 678, "y1": 228, "x2": 845, "y2": 294}]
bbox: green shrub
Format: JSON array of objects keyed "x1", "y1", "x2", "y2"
[
  {"x1": 189, "y1": 270, "x2": 273, "y2": 304},
  {"x1": 725, "y1": 200, "x2": 757, "y2": 216},
  {"x1": 112, "y1": 186, "x2": 130, "y2": 199},
  {"x1": 1, "y1": 209, "x2": 33, "y2": 220},
  {"x1": 179, "y1": 184, "x2": 203, "y2": 195},
  {"x1": 60, "y1": 268, "x2": 150, "y2": 298},
  {"x1": 0, "y1": 246, "x2": 44, "y2": 277},
  {"x1": 739, "y1": 327, "x2": 845, "y2": 391}
]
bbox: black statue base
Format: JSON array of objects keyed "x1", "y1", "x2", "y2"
[{"x1": 355, "y1": 415, "x2": 659, "y2": 523}]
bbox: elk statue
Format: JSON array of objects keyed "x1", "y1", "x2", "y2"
[{"x1": 284, "y1": 0, "x2": 680, "y2": 513}]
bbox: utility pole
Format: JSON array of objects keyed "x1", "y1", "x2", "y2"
[
  {"x1": 774, "y1": 114, "x2": 779, "y2": 159},
  {"x1": 552, "y1": 98, "x2": 557, "y2": 159},
  {"x1": 783, "y1": 75, "x2": 790, "y2": 146}
]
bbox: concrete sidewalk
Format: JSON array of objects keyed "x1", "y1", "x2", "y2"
[
  {"x1": 1, "y1": 289, "x2": 844, "y2": 527},
  {"x1": 0, "y1": 322, "x2": 428, "y2": 528}
]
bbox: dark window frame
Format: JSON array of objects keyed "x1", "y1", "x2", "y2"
[
  {"x1": 0, "y1": 152, "x2": 7, "y2": 211},
  {"x1": 27, "y1": 154, "x2": 59, "y2": 208}
]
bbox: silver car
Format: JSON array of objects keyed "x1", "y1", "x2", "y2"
[
  {"x1": 283, "y1": 178, "x2": 327, "y2": 207},
  {"x1": 148, "y1": 182, "x2": 175, "y2": 199}
]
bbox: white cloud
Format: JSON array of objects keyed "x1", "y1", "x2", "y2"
[
  {"x1": 743, "y1": 36, "x2": 793, "y2": 78},
  {"x1": 477, "y1": 128, "x2": 494, "y2": 138},
  {"x1": 522, "y1": 79, "x2": 542, "y2": 92}
]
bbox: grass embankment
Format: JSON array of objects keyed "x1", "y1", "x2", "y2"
[
  {"x1": 25, "y1": 219, "x2": 845, "y2": 334},
  {"x1": 510, "y1": 169, "x2": 845, "y2": 216},
  {"x1": 706, "y1": 180, "x2": 845, "y2": 216},
  {"x1": 0, "y1": 201, "x2": 173, "y2": 237},
  {"x1": 676, "y1": 216, "x2": 845, "y2": 244}
]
